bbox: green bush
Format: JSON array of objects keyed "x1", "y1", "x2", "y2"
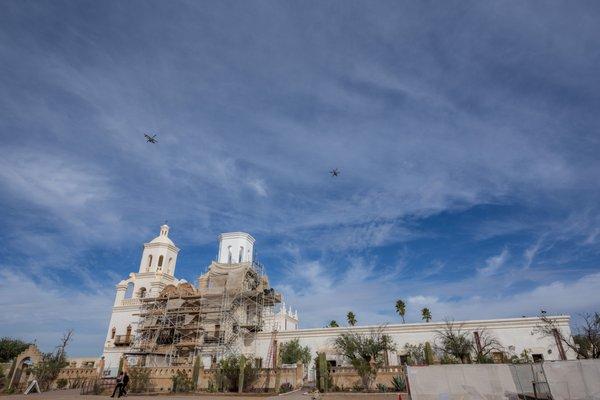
[
  {"x1": 391, "y1": 375, "x2": 406, "y2": 392},
  {"x1": 377, "y1": 383, "x2": 387, "y2": 392},
  {"x1": 216, "y1": 355, "x2": 258, "y2": 392},
  {"x1": 171, "y1": 370, "x2": 193, "y2": 392},
  {"x1": 128, "y1": 367, "x2": 151, "y2": 393},
  {"x1": 280, "y1": 339, "x2": 311, "y2": 365},
  {"x1": 440, "y1": 354, "x2": 460, "y2": 364},
  {"x1": 279, "y1": 382, "x2": 293, "y2": 393},
  {"x1": 56, "y1": 378, "x2": 68, "y2": 389},
  {"x1": 404, "y1": 343, "x2": 426, "y2": 365},
  {"x1": 0, "y1": 338, "x2": 30, "y2": 363},
  {"x1": 207, "y1": 379, "x2": 217, "y2": 392}
]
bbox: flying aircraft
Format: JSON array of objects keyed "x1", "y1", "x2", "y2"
[
  {"x1": 330, "y1": 168, "x2": 340, "y2": 177},
  {"x1": 144, "y1": 134, "x2": 158, "y2": 143}
]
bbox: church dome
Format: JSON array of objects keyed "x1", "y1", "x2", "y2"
[{"x1": 150, "y1": 224, "x2": 175, "y2": 246}]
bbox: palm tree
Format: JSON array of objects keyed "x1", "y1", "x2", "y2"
[
  {"x1": 395, "y1": 299, "x2": 406, "y2": 323},
  {"x1": 347, "y1": 311, "x2": 357, "y2": 326},
  {"x1": 327, "y1": 320, "x2": 339, "y2": 328},
  {"x1": 421, "y1": 307, "x2": 432, "y2": 322}
]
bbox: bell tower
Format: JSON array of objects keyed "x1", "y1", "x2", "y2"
[
  {"x1": 138, "y1": 224, "x2": 180, "y2": 275},
  {"x1": 217, "y1": 232, "x2": 255, "y2": 264}
]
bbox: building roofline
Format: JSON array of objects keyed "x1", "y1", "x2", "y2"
[
  {"x1": 218, "y1": 232, "x2": 256, "y2": 243},
  {"x1": 259, "y1": 315, "x2": 571, "y2": 339}
]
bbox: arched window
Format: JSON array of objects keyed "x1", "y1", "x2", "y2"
[
  {"x1": 147, "y1": 255, "x2": 153, "y2": 271},
  {"x1": 126, "y1": 325, "x2": 132, "y2": 339},
  {"x1": 138, "y1": 287, "x2": 147, "y2": 298},
  {"x1": 167, "y1": 258, "x2": 173, "y2": 274},
  {"x1": 158, "y1": 255, "x2": 164, "y2": 267},
  {"x1": 124, "y1": 282, "x2": 134, "y2": 299},
  {"x1": 111, "y1": 327, "x2": 116, "y2": 339},
  {"x1": 238, "y1": 246, "x2": 244, "y2": 263},
  {"x1": 227, "y1": 246, "x2": 232, "y2": 264}
]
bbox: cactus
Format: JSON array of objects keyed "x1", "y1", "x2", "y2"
[
  {"x1": 192, "y1": 355, "x2": 201, "y2": 390},
  {"x1": 424, "y1": 341, "x2": 434, "y2": 365}
]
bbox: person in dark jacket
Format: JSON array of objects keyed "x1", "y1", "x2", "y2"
[
  {"x1": 118, "y1": 372, "x2": 129, "y2": 397},
  {"x1": 111, "y1": 372, "x2": 123, "y2": 398}
]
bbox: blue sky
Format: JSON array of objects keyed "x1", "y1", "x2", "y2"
[{"x1": 1, "y1": 1, "x2": 600, "y2": 356}]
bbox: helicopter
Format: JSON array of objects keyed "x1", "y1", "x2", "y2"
[
  {"x1": 144, "y1": 134, "x2": 158, "y2": 143},
  {"x1": 330, "y1": 168, "x2": 340, "y2": 177}
]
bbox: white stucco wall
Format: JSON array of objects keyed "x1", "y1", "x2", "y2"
[
  {"x1": 103, "y1": 270, "x2": 180, "y2": 376},
  {"x1": 247, "y1": 316, "x2": 573, "y2": 379}
]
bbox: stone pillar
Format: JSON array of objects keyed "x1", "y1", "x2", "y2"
[
  {"x1": 114, "y1": 283, "x2": 128, "y2": 306},
  {"x1": 150, "y1": 281, "x2": 164, "y2": 297},
  {"x1": 295, "y1": 362, "x2": 304, "y2": 387},
  {"x1": 97, "y1": 357, "x2": 106, "y2": 377}
]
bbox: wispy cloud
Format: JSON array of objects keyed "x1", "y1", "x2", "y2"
[
  {"x1": 478, "y1": 248, "x2": 510, "y2": 276},
  {"x1": 0, "y1": 1, "x2": 599, "y2": 354}
]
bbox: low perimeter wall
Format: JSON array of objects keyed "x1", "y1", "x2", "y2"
[
  {"x1": 330, "y1": 366, "x2": 406, "y2": 390},
  {"x1": 139, "y1": 364, "x2": 304, "y2": 392}
]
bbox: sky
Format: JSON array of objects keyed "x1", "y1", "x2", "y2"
[{"x1": 1, "y1": 0, "x2": 600, "y2": 357}]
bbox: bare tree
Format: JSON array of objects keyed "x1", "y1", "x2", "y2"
[
  {"x1": 473, "y1": 328, "x2": 503, "y2": 362},
  {"x1": 534, "y1": 313, "x2": 600, "y2": 359},
  {"x1": 434, "y1": 320, "x2": 473, "y2": 363},
  {"x1": 32, "y1": 330, "x2": 73, "y2": 390}
]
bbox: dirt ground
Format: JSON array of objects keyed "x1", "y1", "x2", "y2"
[
  {"x1": 0, "y1": 389, "x2": 402, "y2": 400},
  {"x1": 0, "y1": 388, "x2": 298, "y2": 400}
]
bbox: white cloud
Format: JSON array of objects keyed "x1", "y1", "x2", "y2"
[
  {"x1": 247, "y1": 178, "x2": 268, "y2": 197},
  {"x1": 275, "y1": 255, "x2": 600, "y2": 328},
  {"x1": 478, "y1": 248, "x2": 509, "y2": 276},
  {"x1": 0, "y1": 269, "x2": 113, "y2": 356}
]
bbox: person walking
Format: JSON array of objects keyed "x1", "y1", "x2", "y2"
[
  {"x1": 119, "y1": 372, "x2": 129, "y2": 397},
  {"x1": 111, "y1": 372, "x2": 123, "y2": 398}
]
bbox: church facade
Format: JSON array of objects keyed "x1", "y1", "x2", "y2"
[{"x1": 102, "y1": 227, "x2": 574, "y2": 377}]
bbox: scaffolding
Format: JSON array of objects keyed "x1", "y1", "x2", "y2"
[{"x1": 130, "y1": 261, "x2": 282, "y2": 367}]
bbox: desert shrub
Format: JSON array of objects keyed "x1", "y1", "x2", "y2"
[
  {"x1": 207, "y1": 379, "x2": 217, "y2": 392},
  {"x1": 377, "y1": 383, "x2": 387, "y2": 392},
  {"x1": 56, "y1": 378, "x2": 68, "y2": 389},
  {"x1": 439, "y1": 354, "x2": 459, "y2": 364},
  {"x1": 352, "y1": 380, "x2": 363, "y2": 392},
  {"x1": 217, "y1": 355, "x2": 258, "y2": 392},
  {"x1": 476, "y1": 354, "x2": 495, "y2": 363},
  {"x1": 509, "y1": 349, "x2": 533, "y2": 364},
  {"x1": 171, "y1": 370, "x2": 193, "y2": 392},
  {"x1": 279, "y1": 382, "x2": 293, "y2": 393},
  {"x1": 391, "y1": 375, "x2": 406, "y2": 391},
  {"x1": 334, "y1": 328, "x2": 395, "y2": 390},
  {"x1": 403, "y1": 343, "x2": 426, "y2": 365},
  {"x1": 128, "y1": 367, "x2": 150, "y2": 393},
  {"x1": 0, "y1": 338, "x2": 30, "y2": 363},
  {"x1": 280, "y1": 339, "x2": 311, "y2": 365}
]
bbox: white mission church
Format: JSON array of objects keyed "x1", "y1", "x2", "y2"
[{"x1": 102, "y1": 226, "x2": 574, "y2": 377}]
